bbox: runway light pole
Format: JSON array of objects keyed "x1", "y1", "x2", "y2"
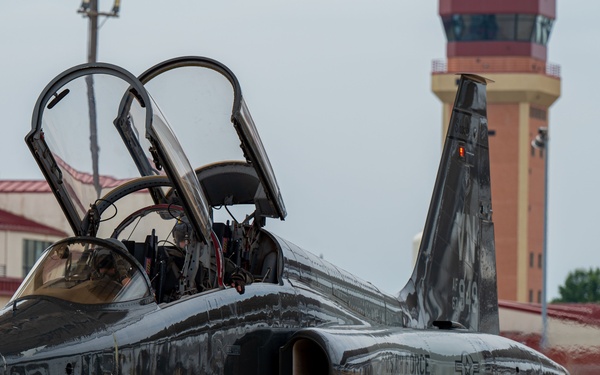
[{"x1": 531, "y1": 126, "x2": 549, "y2": 350}]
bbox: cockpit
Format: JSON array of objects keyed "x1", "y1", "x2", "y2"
[{"x1": 19, "y1": 56, "x2": 286, "y2": 306}]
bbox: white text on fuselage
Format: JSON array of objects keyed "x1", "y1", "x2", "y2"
[{"x1": 361, "y1": 353, "x2": 431, "y2": 375}]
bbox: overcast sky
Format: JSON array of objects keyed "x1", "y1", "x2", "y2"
[{"x1": 0, "y1": 1, "x2": 597, "y2": 301}]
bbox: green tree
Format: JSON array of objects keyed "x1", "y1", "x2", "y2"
[{"x1": 552, "y1": 267, "x2": 600, "y2": 303}]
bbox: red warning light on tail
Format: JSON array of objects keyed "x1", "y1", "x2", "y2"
[{"x1": 458, "y1": 145, "x2": 466, "y2": 159}]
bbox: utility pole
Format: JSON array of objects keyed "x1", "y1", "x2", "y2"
[
  {"x1": 532, "y1": 127, "x2": 549, "y2": 350},
  {"x1": 77, "y1": 0, "x2": 120, "y2": 198},
  {"x1": 78, "y1": 0, "x2": 121, "y2": 62}
]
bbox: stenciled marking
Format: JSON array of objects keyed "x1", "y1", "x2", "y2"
[
  {"x1": 451, "y1": 213, "x2": 480, "y2": 313},
  {"x1": 366, "y1": 353, "x2": 432, "y2": 375},
  {"x1": 452, "y1": 277, "x2": 478, "y2": 313},
  {"x1": 453, "y1": 115, "x2": 472, "y2": 138},
  {"x1": 455, "y1": 352, "x2": 480, "y2": 375},
  {"x1": 456, "y1": 212, "x2": 477, "y2": 263}
]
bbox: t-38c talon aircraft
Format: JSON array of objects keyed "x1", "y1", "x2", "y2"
[{"x1": 0, "y1": 56, "x2": 567, "y2": 374}]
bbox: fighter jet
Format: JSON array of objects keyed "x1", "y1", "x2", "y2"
[{"x1": 0, "y1": 56, "x2": 567, "y2": 374}]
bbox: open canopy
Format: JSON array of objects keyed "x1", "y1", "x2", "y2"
[
  {"x1": 138, "y1": 56, "x2": 286, "y2": 221},
  {"x1": 26, "y1": 57, "x2": 286, "y2": 242}
]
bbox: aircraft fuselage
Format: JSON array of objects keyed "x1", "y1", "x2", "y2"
[{"x1": 1, "y1": 232, "x2": 564, "y2": 374}]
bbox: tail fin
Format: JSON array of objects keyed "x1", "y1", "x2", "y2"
[{"x1": 399, "y1": 74, "x2": 498, "y2": 334}]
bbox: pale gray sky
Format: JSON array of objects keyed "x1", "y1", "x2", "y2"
[{"x1": 0, "y1": 1, "x2": 597, "y2": 300}]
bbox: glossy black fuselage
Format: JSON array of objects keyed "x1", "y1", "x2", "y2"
[{"x1": 0, "y1": 232, "x2": 564, "y2": 374}]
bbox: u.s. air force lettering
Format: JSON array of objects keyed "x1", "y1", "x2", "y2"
[{"x1": 363, "y1": 353, "x2": 431, "y2": 375}]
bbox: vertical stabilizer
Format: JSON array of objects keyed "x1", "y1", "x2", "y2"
[{"x1": 399, "y1": 74, "x2": 498, "y2": 334}]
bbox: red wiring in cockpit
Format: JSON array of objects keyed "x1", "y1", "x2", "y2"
[{"x1": 211, "y1": 231, "x2": 225, "y2": 288}]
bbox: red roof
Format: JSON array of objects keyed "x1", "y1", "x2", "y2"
[
  {"x1": 0, "y1": 174, "x2": 128, "y2": 194},
  {"x1": 499, "y1": 300, "x2": 600, "y2": 328},
  {"x1": 0, "y1": 277, "x2": 21, "y2": 296},
  {"x1": 0, "y1": 208, "x2": 66, "y2": 237},
  {"x1": 0, "y1": 180, "x2": 51, "y2": 193}
]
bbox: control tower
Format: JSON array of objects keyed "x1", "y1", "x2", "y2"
[{"x1": 431, "y1": 0, "x2": 561, "y2": 303}]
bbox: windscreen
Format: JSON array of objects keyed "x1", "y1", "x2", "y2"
[{"x1": 11, "y1": 238, "x2": 151, "y2": 305}]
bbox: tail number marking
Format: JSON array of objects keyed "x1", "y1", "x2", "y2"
[{"x1": 452, "y1": 278, "x2": 478, "y2": 313}]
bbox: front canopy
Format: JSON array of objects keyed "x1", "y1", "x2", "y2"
[{"x1": 26, "y1": 63, "x2": 212, "y2": 242}]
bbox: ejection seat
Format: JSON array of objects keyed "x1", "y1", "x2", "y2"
[
  {"x1": 249, "y1": 235, "x2": 279, "y2": 283},
  {"x1": 195, "y1": 161, "x2": 281, "y2": 284}
]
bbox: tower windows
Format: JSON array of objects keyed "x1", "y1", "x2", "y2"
[
  {"x1": 530, "y1": 106, "x2": 547, "y2": 121},
  {"x1": 530, "y1": 252, "x2": 534, "y2": 268},
  {"x1": 442, "y1": 14, "x2": 554, "y2": 46}
]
